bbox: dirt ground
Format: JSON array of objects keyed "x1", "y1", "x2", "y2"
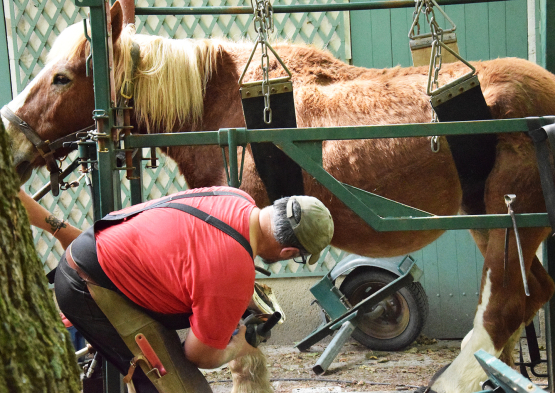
[{"x1": 204, "y1": 336, "x2": 549, "y2": 393}]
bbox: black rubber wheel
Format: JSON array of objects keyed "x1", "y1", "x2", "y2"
[{"x1": 339, "y1": 268, "x2": 428, "y2": 351}]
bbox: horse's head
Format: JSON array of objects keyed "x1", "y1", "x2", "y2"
[{"x1": 3, "y1": 2, "x2": 123, "y2": 185}]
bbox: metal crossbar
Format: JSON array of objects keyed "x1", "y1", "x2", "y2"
[{"x1": 135, "y1": 0, "x2": 511, "y2": 15}]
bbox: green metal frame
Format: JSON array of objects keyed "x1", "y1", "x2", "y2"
[
  {"x1": 133, "y1": 0, "x2": 511, "y2": 15},
  {"x1": 123, "y1": 119, "x2": 553, "y2": 232}
]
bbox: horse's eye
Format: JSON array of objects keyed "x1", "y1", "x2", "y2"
[{"x1": 53, "y1": 74, "x2": 71, "y2": 85}]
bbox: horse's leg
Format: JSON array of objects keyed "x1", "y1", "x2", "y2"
[
  {"x1": 498, "y1": 255, "x2": 554, "y2": 366},
  {"x1": 431, "y1": 226, "x2": 549, "y2": 393},
  {"x1": 229, "y1": 349, "x2": 273, "y2": 393},
  {"x1": 498, "y1": 324, "x2": 524, "y2": 366},
  {"x1": 459, "y1": 228, "x2": 491, "y2": 351}
]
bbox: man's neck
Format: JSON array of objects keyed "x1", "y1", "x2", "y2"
[
  {"x1": 249, "y1": 207, "x2": 261, "y2": 257},
  {"x1": 250, "y1": 206, "x2": 277, "y2": 259}
]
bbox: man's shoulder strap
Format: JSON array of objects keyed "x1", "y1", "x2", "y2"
[{"x1": 94, "y1": 190, "x2": 253, "y2": 258}]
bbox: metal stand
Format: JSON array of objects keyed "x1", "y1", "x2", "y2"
[{"x1": 296, "y1": 256, "x2": 422, "y2": 374}]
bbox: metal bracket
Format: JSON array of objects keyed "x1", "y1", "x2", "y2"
[
  {"x1": 504, "y1": 194, "x2": 530, "y2": 296},
  {"x1": 474, "y1": 349, "x2": 546, "y2": 393}
]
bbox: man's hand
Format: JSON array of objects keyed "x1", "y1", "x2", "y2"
[{"x1": 183, "y1": 326, "x2": 258, "y2": 369}]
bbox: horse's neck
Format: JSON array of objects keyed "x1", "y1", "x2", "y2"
[
  {"x1": 152, "y1": 45, "x2": 249, "y2": 189},
  {"x1": 200, "y1": 45, "x2": 248, "y2": 131}
]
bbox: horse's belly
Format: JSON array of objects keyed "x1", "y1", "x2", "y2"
[{"x1": 309, "y1": 137, "x2": 462, "y2": 257}]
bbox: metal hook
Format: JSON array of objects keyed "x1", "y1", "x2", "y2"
[
  {"x1": 83, "y1": 19, "x2": 93, "y2": 77},
  {"x1": 504, "y1": 194, "x2": 530, "y2": 296}
]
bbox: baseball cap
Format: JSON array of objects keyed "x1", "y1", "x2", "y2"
[{"x1": 286, "y1": 196, "x2": 334, "y2": 265}]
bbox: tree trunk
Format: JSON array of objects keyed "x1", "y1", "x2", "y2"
[{"x1": 0, "y1": 123, "x2": 81, "y2": 391}]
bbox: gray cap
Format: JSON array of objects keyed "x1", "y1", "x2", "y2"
[{"x1": 286, "y1": 196, "x2": 334, "y2": 265}]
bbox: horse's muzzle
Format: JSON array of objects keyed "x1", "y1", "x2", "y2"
[{"x1": 15, "y1": 160, "x2": 33, "y2": 185}]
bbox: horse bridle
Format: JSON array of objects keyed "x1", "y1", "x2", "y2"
[
  {"x1": 1, "y1": 105, "x2": 95, "y2": 196},
  {"x1": 1, "y1": 41, "x2": 141, "y2": 197}
]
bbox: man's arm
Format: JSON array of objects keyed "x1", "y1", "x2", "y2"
[
  {"x1": 18, "y1": 188, "x2": 82, "y2": 249},
  {"x1": 183, "y1": 325, "x2": 258, "y2": 369}
]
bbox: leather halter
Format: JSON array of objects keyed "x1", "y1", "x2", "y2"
[
  {"x1": 2, "y1": 41, "x2": 141, "y2": 196},
  {"x1": 1, "y1": 105, "x2": 95, "y2": 196}
]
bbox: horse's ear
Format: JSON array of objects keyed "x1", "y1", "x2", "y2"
[{"x1": 110, "y1": 1, "x2": 124, "y2": 43}]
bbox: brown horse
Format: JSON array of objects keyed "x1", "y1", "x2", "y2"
[{"x1": 4, "y1": 2, "x2": 555, "y2": 391}]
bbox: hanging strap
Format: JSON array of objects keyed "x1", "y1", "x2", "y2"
[{"x1": 96, "y1": 191, "x2": 253, "y2": 259}]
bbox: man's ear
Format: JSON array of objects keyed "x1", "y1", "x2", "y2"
[
  {"x1": 110, "y1": 1, "x2": 123, "y2": 43},
  {"x1": 279, "y1": 247, "x2": 299, "y2": 260}
]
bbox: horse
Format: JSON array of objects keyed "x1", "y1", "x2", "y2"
[{"x1": 4, "y1": 1, "x2": 555, "y2": 392}]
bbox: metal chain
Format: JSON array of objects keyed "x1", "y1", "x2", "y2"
[
  {"x1": 425, "y1": 0, "x2": 443, "y2": 99},
  {"x1": 423, "y1": 0, "x2": 442, "y2": 150},
  {"x1": 252, "y1": 0, "x2": 274, "y2": 124},
  {"x1": 410, "y1": 0, "x2": 421, "y2": 38}
]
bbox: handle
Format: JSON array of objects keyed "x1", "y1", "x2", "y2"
[{"x1": 135, "y1": 334, "x2": 167, "y2": 376}]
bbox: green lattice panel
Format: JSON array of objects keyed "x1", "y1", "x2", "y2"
[
  {"x1": 255, "y1": 245, "x2": 346, "y2": 279},
  {"x1": 23, "y1": 152, "x2": 93, "y2": 271},
  {"x1": 134, "y1": 0, "x2": 347, "y2": 60},
  {"x1": 8, "y1": 0, "x2": 87, "y2": 92},
  {"x1": 24, "y1": 150, "x2": 188, "y2": 269}
]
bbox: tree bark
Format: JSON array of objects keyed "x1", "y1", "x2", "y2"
[{"x1": 0, "y1": 123, "x2": 81, "y2": 391}]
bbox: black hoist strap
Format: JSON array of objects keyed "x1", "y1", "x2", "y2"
[
  {"x1": 431, "y1": 78, "x2": 495, "y2": 215},
  {"x1": 95, "y1": 191, "x2": 253, "y2": 259},
  {"x1": 527, "y1": 121, "x2": 555, "y2": 234},
  {"x1": 241, "y1": 83, "x2": 304, "y2": 203}
]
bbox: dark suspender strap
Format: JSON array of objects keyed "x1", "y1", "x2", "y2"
[
  {"x1": 528, "y1": 121, "x2": 555, "y2": 233},
  {"x1": 161, "y1": 202, "x2": 253, "y2": 259},
  {"x1": 101, "y1": 191, "x2": 250, "y2": 222},
  {"x1": 95, "y1": 190, "x2": 253, "y2": 258}
]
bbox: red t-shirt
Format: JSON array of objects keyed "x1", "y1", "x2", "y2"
[{"x1": 95, "y1": 186, "x2": 256, "y2": 349}]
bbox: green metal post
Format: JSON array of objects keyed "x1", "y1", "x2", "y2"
[
  {"x1": 129, "y1": 149, "x2": 143, "y2": 205},
  {"x1": 227, "y1": 128, "x2": 240, "y2": 188},
  {"x1": 540, "y1": 2, "x2": 555, "y2": 390},
  {"x1": 73, "y1": 0, "x2": 122, "y2": 389},
  {"x1": 76, "y1": 0, "x2": 118, "y2": 217},
  {"x1": 545, "y1": 239, "x2": 555, "y2": 393},
  {"x1": 0, "y1": 0, "x2": 13, "y2": 106},
  {"x1": 540, "y1": 0, "x2": 555, "y2": 71}
]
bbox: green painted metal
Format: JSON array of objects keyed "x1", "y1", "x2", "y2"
[
  {"x1": 129, "y1": 150, "x2": 143, "y2": 205},
  {"x1": 125, "y1": 117, "x2": 555, "y2": 147},
  {"x1": 540, "y1": 0, "x2": 555, "y2": 71},
  {"x1": 309, "y1": 274, "x2": 350, "y2": 320},
  {"x1": 543, "y1": 238, "x2": 555, "y2": 393},
  {"x1": 226, "y1": 128, "x2": 241, "y2": 188},
  {"x1": 123, "y1": 120, "x2": 552, "y2": 231},
  {"x1": 85, "y1": 0, "x2": 118, "y2": 217},
  {"x1": 475, "y1": 349, "x2": 547, "y2": 393},
  {"x1": 296, "y1": 256, "x2": 419, "y2": 351},
  {"x1": 0, "y1": 0, "x2": 12, "y2": 106},
  {"x1": 134, "y1": 0, "x2": 512, "y2": 15}
]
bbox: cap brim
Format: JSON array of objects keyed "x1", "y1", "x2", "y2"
[{"x1": 308, "y1": 253, "x2": 320, "y2": 265}]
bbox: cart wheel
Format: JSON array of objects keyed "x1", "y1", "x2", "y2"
[{"x1": 339, "y1": 268, "x2": 428, "y2": 351}]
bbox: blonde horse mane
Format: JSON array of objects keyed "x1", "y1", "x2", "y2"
[
  {"x1": 49, "y1": 22, "x2": 221, "y2": 133},
  {"x1": 116, "y1": 25, "x2": 221, "y2": 132}
]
